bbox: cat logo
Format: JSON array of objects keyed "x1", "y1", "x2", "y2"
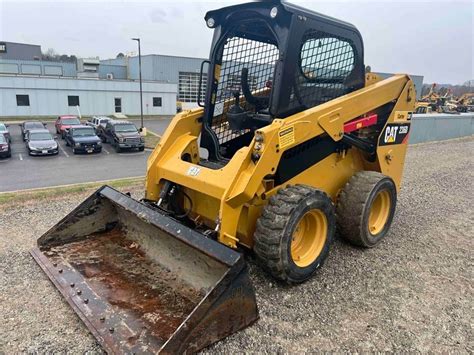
[{"x1": 384, "y1": 126, "x2": 399, "y2": 143}]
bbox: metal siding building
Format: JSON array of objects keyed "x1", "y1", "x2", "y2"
[
  {"x1": 0, "y1": 75, "x2": 177, "y2": 117},
  {"x1": 0, "y1": 41, "x2": 42, "y2": 60},
  {"x1": 0, "y1": 59, "x2": 77, "y2": 77}
]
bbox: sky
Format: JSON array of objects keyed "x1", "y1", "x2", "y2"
[{"x1": 0, "y1": 0, "x2": 472, "y2": 84}]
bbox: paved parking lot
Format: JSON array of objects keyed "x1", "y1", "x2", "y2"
[{"x1": 0, "y1": 118, "x2": 171, "y2": 192}]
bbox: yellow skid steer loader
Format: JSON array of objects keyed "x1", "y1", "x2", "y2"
[{"x1": 32, "y1": 1, "x2": 415, "y2": 352}]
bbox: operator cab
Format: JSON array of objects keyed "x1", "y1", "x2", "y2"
[{"x1": 199, "y1": 1, "x2": 365, "y2": 163}]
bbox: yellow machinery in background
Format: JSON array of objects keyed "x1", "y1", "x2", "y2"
[
  {"x1": 455, "y1": 92, "x2": 474, "y2": 112},
  {"x1": 31, "y1": 1, "x2": 415, "y2": 353}
]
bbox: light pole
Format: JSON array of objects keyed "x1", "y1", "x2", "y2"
[{"x1": 132, "y1": 38, "x2": 144, "y2": 130}]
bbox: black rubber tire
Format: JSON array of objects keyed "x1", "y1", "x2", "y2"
[
  {"x1": 115, "y1": 143, "x2": 121, "y2": 153},
  {"x1": 138, "y1": 146, "x2": 145, "y2": 152},
  {"x1": 65, "y1": 140, "x2": 69, "y2": 147},
  {"x1": 336, "y1": 171, "x2": 397, "y2": 248},
  {"x1": 254, "y1": 184, "x2": 335, "y2": 284}
]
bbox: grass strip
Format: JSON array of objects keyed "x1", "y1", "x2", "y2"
[{"x1": 0, "y1": 177, "x2": 145, "y2": 205}]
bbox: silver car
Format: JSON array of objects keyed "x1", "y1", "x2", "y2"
[
  {"x1": 26, "y1": 129, "x2": 59, "y2": 156},
  {"x1": 0, "y1": 122, "x2": 10, "y2": 143}
]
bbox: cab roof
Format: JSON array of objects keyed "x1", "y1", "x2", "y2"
[
  {"x1": 69, "y1": 125, "x2": 92, "y2": 129},
  {"x1": 205, "y1": 0, "x2": 360, "y2": 34},
  {"x1": 110, "y1": 120, "x2": 134, "y2": 125},
  {"x1": 59, "y1": 115, "x2": 79, "y2": 119},
  {"x1": 28, "y1": 129, "x2": 50, "y2": 134}
]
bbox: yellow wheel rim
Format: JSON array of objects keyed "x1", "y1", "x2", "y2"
[
  {"x1": 368, "y1": 190, "x2": 391, "y2": 235},
  {"x1": 291, "y1": 210, "x2": 328, "y2": 268}
]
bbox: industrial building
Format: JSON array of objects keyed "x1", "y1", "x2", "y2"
[
  {"x1": 0, "y1": 41, "x2": 424, "y2": 118},
  {"x1": 0, "y1": 41, "x2": 42, "y2": 61}
]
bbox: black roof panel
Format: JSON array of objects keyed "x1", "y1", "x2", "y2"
[{"x1": 205, "y1": 1, "x2": 359, "y2": 33}]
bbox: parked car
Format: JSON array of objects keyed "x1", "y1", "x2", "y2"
[
  {"x1": 103, "y1": 120, "x2": 145, "y2": 152},
  {"x1": 55, "y1": 115, "x2": 81, "y2": 139},
  {"x1": 0, "y1": 122, "x2": 11, "y2": 143},
  {"x1": 86, "y1": 116, "x2": 111, "y2": 132},
  {"x1": 0, "y1": 134, "x2": 11, "y2": 158},
  {"x1": 64, "y1": 125, "x2": 102, "y2": 154},
  {"x1": 21, "y1": 120, "x2": 46, "y2": 141},
  {"x1": 25, "y1": 129, "x2": 59, "y2": 156}
]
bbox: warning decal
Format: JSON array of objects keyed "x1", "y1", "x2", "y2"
[{"x1": 278, "y1": 125, "x2": 295, "y2": 149}]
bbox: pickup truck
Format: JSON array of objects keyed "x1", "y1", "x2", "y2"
[
  {"x1": 64, "y1": 125, "x2": 102, "y2": 154},
  {"x1": 102, "y1": 120, "x2": 144, "y2": 152},
  {"x1": 55, "y1": 115, "x2": 81, "y2": 139},
  {"x1": 86, "y1": 116, "x2": 111, "y2": 131}
]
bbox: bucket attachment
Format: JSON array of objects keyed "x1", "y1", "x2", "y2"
[{"x1": 31, "y1": 186, "x2": 258, "y2": 353}]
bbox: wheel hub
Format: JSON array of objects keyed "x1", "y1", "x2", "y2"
[
  {"x1": 368, "y1": 190, "x2": 391, "y2": 235},
  {"x1": 291, "y1": 210, "x2": 327, "y2": 267}
]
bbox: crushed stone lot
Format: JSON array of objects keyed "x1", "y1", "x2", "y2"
[{"x1": 1, "y1": 137, "x2": 473, "y2": 353}]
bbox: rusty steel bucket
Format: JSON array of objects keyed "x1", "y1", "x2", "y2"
[{"x1": 31, "y1": 186, "x2": 258, "y2": 353}]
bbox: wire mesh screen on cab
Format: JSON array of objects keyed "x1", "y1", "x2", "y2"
[
  {"x1": 212, "y1": 36, "x2": 279, "y2": 145},
  {"x1": 291, "y1": 30, "x2": 355, "y2": 110}
]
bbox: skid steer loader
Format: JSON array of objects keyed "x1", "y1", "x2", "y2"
[{"x1": 31, "y1": 1, "x2": 415, "y2": 352}]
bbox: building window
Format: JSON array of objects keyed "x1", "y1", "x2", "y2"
[
  {"x1": 115, "y1": 98, "x2": 122, "y2": 113},
  {"x1": 178, "y1": 72, "x2": 207, "y2": 103},
  {"x1": 16, "y1": 94, "x2": 30, "y2": 106},
  {"x1": 153, "y1": 97, "x2": 162, "y2": 107},
  {"x1": 68, "y1": 95, "x2": 80, "y2": 106}
]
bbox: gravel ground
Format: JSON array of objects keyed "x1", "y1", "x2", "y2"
[{"x1": 1, "y1": 136, "x2": 473, "y2": 353}]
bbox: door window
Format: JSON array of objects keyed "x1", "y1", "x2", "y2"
[{"x1": 115, "y1": 98, "x2": 122, "y2": 113}]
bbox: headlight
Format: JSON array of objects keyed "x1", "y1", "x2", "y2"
[
  {"x1": 140, "y1": 137, "x2": 145, "y2": 143},
  {"x1": 75, "y1": 142, "x2": 81, "y2": 147},
  {"x1": 119, "y1": 137, "x2": 125, "y2": 143},
  {"x1": 97, "y1": 141, "x2": 102, "y2": 145}
]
